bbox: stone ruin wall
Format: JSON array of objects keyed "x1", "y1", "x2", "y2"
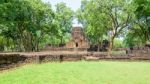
[{"x1": 65, "y1": 27, "x2": 89, "y2": 49}]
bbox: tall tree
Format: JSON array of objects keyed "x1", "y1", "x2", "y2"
[
  {"x1": 0, "y1": 0, "x2": 54, "y2": 51},
  {"x1": 77, "y1": 0, "x2": 134, "y2": 56},
  {"x1": 77, "y1": 0, "x2": 109, "y2": 51},
  {"x1": 124, "y1": 0, "x2": 150, "y2": 47},
  {"x1": 55, "y1": 2, "x2": 74, "y2": 44},
  {"x1": 133, "y1": 0, "x2": 150, "y2": 43},
  {"x1": 98, "y1": 0, "x2": 133, "y2": 57}
]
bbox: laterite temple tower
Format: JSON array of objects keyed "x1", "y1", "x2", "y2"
[{"x1": 65, "y1": 27, "x2": 89, "y2": 49}]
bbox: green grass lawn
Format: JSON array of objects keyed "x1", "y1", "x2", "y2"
[{"x1": 0, "y1": 61, "x2": 150, "y2": 84}]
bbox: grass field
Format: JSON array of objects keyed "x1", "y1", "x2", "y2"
[{"x1": 0, "y1": 61, "x2": 150, "y2": 84}]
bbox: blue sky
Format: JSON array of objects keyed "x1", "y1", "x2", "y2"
[{"x1": 42, "y1": 0, "x2": 81, "y2": 11}]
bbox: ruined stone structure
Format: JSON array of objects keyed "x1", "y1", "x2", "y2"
[{"x1": 65, "y1": 27, "x2": 89, "y2": 49}]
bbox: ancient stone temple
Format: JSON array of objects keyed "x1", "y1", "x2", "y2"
[{"x1": 65, "y1": 27, "x2": 89, "y2": 49}]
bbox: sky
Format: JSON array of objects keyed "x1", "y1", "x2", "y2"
[
  {"x1": 42, "y1": 0, "x2": 81, "y2": 12},
  {"x1": 42, "y1": 0, "x2": 82, "y2": 27}
]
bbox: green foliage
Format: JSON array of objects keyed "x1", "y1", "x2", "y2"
[
  {"x1": 77, "y1": 0, "x2": 110, "y2": 46},
  {"x1": 123, "y1": 0, "x2": 150, "y2": 47},
  {"x1": 0, "y1": 0, "x2": 150, "y2": 51},
  {"x1": 0, "y1": 0, "x2": 74, "y2": 51},
  {"x1": 77, "y1": 0, "x2": 134, "y2": 55},
  {"x1": 0, "y1": 0, "x2": 55, "y2": 51},
  {"x1": 133, "y1": 0, "x2": 150, "y2": 43},
  {"x1": 54, "y1": 2, "x2": 74, "y2": 44},
  {"x1": 114, "y1": 38, "x2": 124, "y2": 48}
]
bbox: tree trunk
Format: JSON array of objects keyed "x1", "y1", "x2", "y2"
[
  {"x1": 97, "y1": 44, "x2": 100, "y2": 52},
  {"x1": 108, "y1": 36, "x2": 114, "y2": 57},
  {"x1": 36, "y1": 41, "x2": 39, "y2": 52},
  {"x1": 60, "y1": 36, "x2": 63, "y2": 44},
  {"x1": 97, "y1": 40, "x2": 102, "y2": 52}
]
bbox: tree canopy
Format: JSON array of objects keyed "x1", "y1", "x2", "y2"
[
  {"x1": 0, "y1": 0, "x2": 149, "y2": 55},
  {"x1": 0, "y1": 0, "x2": 73, "y2": 51}
]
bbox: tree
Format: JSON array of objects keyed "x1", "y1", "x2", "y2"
[
  {"x1": 77, "y1": 0, "x2": 134, "y2": 56},
  {"x1": 55, "y1": 2, "x2": 74, "y2": 44},
  {"x1": 124, "y1": 30, "x2": 143, "y2": 47},
  {"x1": 0, "y1": 0, "x2": 54, "y2": 51},
  {"x1": 76, "y1": 0, "x2": 109, "y2": 51},
  {"x1": 133, "y1": 0, "x2": 150, "y2": 43},
  {"x1": 124, "y1": 0, "x2": 150, "y2": 47},
  {"x1": 95, "y1": 0, "x2": 134, "y2": 57}
]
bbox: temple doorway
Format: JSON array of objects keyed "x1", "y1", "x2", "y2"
[{"x1": 76, "y1": 43, "x2": 78, "y2": 47}]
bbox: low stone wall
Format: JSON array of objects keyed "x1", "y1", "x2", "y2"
[
  {"x1": 0, "y1": 51, "x2": 150, "y2": 70},
  {"x1": 43, "y1": 47, "x2": 87, "y2": 51},
  {"x1": 62, "y1": 54, "x2": 83, "y2": 61},
  {"x1": 0, "y1": 54, "x2": 27, "y2": 70},
  {"x1": 0, "y1": 52, "x2": 87, "y2": 70}
]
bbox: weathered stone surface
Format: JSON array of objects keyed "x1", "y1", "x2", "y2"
[
  {"x1": 0, "y1": 51, "x2": 150, "y2": 70},
  {"x1": 84, "y1": 56, "x2": 99, "y2": 61},
  {"x1": 65, "y1": 27, "x2": 89, "y2": 49},
  {"x1": 62, "y1": 54, "x2": 82, "y2": 61}
]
